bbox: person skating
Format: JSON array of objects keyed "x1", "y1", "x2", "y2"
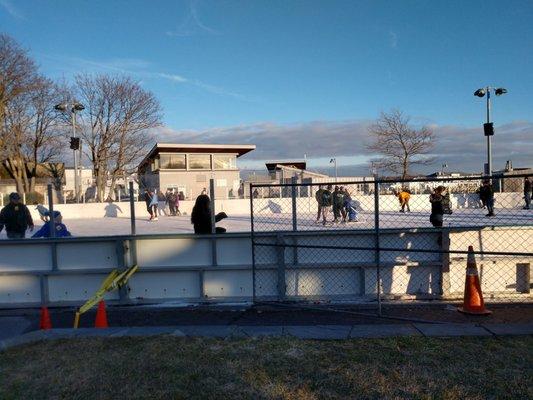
[
  {"x1": 339, "y1": 186, "x2": 348, "y2": 222},
  {"x1": 398, "y1": 189, "x2": 411, "y2": 212},
  {"x1": 166, "y1": 190, "x2": 177, "y2": 216},
  {"x1": 321, "y1": 184, "x2": 333, "y2": 226},
  {"x1": 524, "y1": 177, "x2": 531, "y2": 210},
  {"x1": 479, "y1": 181, "x2": 495, "y2": 217},
  {"x1": 174, "y1": 191, "x2": 181, "y2": 216},
  {"x1": 429, "y1": 186, "x2": 445, "y2": 228},
  {"x1": 314, "y1": 185, "x2": 325, "y2": 222},
  {"x1": 343, "y1": 187, "x2": 358, "y2": 222},
  {"x1": 0, "y1": 193, "x2": 34, "y2": 239},
  {"x1": 144, "y1": 189, "x2": 155, "y2": 220},
  {"x1": 476, "y1": 185, "x2": 486, "y2": 209},
  {"x1": 157, "y1": 190, "x2": 167, "y2": 217},
  {"x1": 191, "y1": 194, "x2": 227, "y2": 234},
  {"x1": 32, "y1": 211, "x2": 71, "y2": 238},
  {"x1": 332, "y1": 186, "x2": 345, "y2": 223}
]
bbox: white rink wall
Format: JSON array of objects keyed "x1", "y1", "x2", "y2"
[
  {"x1": 26, "y1": 192, "x2": 526, "y2": 221},
  {"x1": 0, "y1": 226, "x2": 530, "y2": 308}
]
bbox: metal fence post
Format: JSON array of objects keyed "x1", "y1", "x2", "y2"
[
  {"x1": 209, "y1": 178, "x2": 218, "y2": 266},
  {"x1": 47, "y1": 184, "x2": 58, "y2": 272},
  {"x1": 276, "y1": 233, "x2": 287, "y2": 301},
  {"x1": 373, "y1": 179, "x2": 381, "y2": 316},
  {"x1": 250, "y1": 183, "x2": 257, "y2": 301},
  {"x1": 129, "y1": 182, "x2": 136, "y2": 235},
  {"x1": 291, "y1": 177, "x2": 299, "y2": 265},
  {"x1": 291, "y1": 177, "x2": 297, "y2": 231},
  {"x1": 47, "y1": 184, "x2": 56, "y2": 239}
]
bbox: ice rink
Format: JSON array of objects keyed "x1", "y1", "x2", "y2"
[{"x1": 0, "y1": 207, "x2": 531, "y2": 239}]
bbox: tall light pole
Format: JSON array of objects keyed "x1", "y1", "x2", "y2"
[
  {"x1": 330, "y1": 158, "x2": 337, "y2": 182},
  {"x1": 474, "y1": 86, "x2": 507, "y2": 176},
  {"x1": 55, "y1": 102, "x2": 85, "y2": 203}
]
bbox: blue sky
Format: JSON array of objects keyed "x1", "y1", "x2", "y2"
[{"x1": 1, "y1": 0, "x2": 532, "y2": 173}]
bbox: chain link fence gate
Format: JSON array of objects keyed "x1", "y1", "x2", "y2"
[{"x1": 250, "y1": 174, "x2": 533, "y2": 317}]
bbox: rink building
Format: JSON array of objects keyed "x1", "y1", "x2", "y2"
[{"x1": 137, "y1": 143, "x2": 255, "y2": 199}]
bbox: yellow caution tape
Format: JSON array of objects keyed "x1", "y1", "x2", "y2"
[{"x1": 74, "y1": 264, "x2": 139, "y2": 327}]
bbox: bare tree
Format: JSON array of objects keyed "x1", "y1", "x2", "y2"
[
  {"x1": 0, "y1": 34, "x2": 39, "y2": 128},
  {"x1": 0, "y1": 35, "x2": 65, "y2": 194},
  {"x1": 367, "y1": 110, "x2": 434, "y2": 179},
  {"x1": 74, "y1": 74, "x2": 161, "y2": 201}
]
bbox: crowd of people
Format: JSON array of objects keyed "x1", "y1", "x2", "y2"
[
  {"x1": 315, "y1": 185, "x2": 358, "y2": 225},
  {"x1": 143, "y1": 188, "x2": 182, "y2": 221},
  {"x1": 143, "y1": 188, "x2": 228, "y2": 234},
  {"x1": 314, "y1": 177, "x2": 532, "y2": 229}
]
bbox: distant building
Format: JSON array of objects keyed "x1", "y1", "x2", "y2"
[
  {"x1": 64, "y1": 167, "x2": 93, "y2": 200},
  {"x1": 137, "y1": 143, "x2": 255, "y2": 199}
]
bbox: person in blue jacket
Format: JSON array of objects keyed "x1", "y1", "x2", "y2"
[{"x1": 32, "y1": 211, "x2": 72, "y2": 238}]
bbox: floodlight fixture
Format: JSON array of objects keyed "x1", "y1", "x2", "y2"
[
  {"x1": 474, "y1": 88, "x2": 486, "y2": 97},
  {"x1": 72, "y1": 102, "x2": 85, "y2": 111},
  {"x1": 495, "y1": 88, "x2": 507, "y2": 96},
  {"x1": 54, "y1": 103, "x2": 68, "y2": 111}
]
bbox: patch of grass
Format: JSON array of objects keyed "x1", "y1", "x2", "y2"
[{"x1": 0, "y1": 336, "x2": 531, "y2": 399}]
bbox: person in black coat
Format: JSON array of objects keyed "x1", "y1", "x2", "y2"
[
  {"x1": 191, "y1": 194, "x2": 227, "y2": 234},
  {"x1": 429, "y1": 186, "x2": 446, "y2": 228},
  {"x1": 479, "y1": 181, "x2": 495, "y2": 217},
  {"x1": 0, "y1": 193, "x2": 34, "y2": 239}
]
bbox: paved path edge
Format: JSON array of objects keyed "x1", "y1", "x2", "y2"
[{"x1": 1, "y1": 323, "x2": 532, "y2": 351}]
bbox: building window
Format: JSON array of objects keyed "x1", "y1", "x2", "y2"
[
  {"x1": 213, "y1": 155, "x2": 236, "y2": 170},
  {"x1": 151, "y1": 157, "x2": 160, "y2": 171},
  {"x1": 189, "y1": 154, "x2": 211, "y2": 170},
  {"x1": 160, "y1": 154, "x2": 186, "y2": 169}
]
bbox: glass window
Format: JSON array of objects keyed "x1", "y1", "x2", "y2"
[
  {"x1": 188, "y1": 154, "x2": 211, "y2": 170},
  {"x1": 160, "y1": 154, "x2": 186, "y2": 169},
  {"x1": 213, "y1": 155, "x2": 236, "y2": 170},
  {"x1": 151, "y1": 157, "x2": 160, "y2": 171}
]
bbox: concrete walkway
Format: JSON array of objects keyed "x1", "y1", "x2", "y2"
[{"x1": 1, "y1": 322, "x2": 532, "y2": 351}]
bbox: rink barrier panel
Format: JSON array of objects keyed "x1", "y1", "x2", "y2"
[
  {"x1": 24, "y1": 191, "x2": 527, "y2": 221},
  {"x1": 0, "y1": 227, "x2": 531, "y2": 308}
]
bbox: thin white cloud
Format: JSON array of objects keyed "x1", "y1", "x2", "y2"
[
  {"x1": 157, "y1": 72, "x2": 188, "y2": 83},
  {"x1": 389, "y1": 31, "x2": 398, "y2": 48},
  {"x1": 166, "y1": 0, "x2": 220, "y2": 37},
  {"x1": 0, "y1": 0, "x2": 25, "y2": 20},
  {"x1": 40, "y1": 53, "x2": 254, "y2": 101}
]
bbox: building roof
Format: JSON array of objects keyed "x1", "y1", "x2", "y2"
[
  {"x1": 265, "y1": 159, "x2": 307, "y2": 172},
  {"x1": 139, "y1": 143, "x2": 256, "y2": 168}
]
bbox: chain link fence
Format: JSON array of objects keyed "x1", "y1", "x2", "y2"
[{"x1": 250, "y1": 174, "x2": 533, "y2": 311}]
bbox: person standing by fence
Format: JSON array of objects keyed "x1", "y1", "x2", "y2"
[
  {"x1": 0, "y1": 193, "x2": 34, "y2": 239},
  {"x1": 321, "y1": 184, "x2": 333, "y2": 226},
  {"x1": 332, "y1": 186, "x2": 345, "y2": 223},
  {"x1": 479, "y1": 181, "x2": 495, "y2": 217},
  {"x1": 524, "y1": 177, "x2": 531, "y2": 210},
  {"x1": 315, "y1": 185, "x2": 325, "y2": 223},
  {"x1": 429, "y1": 186, "x2": 445, "y2": 228}
]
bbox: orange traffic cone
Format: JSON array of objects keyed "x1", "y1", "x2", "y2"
[
  {"x1": 39, "y1": 306, "x2": 52, "y2": 330},
  {"x1": 94, "y1": 300, "x2": 109, "y2": 328},
  {"x1": 458, "y1": 246, "x2": 492, "y2": 315}
]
